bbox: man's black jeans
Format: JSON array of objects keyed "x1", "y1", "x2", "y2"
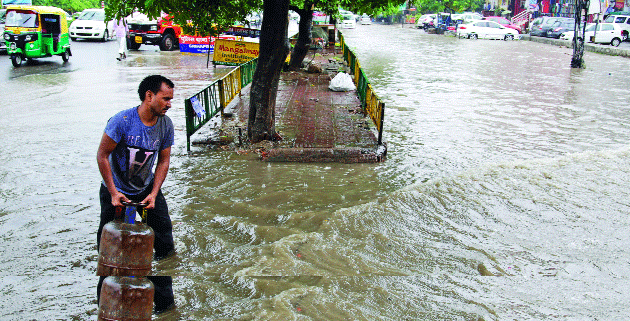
[{"x1": 97, "y1": 276, "x2": 175, "y2": 313}]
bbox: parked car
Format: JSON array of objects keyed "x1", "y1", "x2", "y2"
[
  {"x1": 529, "y1": 17, "x2": 546, "y2": 35},
  {"x1": 483, "y1": 16, "x2": 522, "y2": 33},
  {"x1": 560, "y1": 23, "x2": 594, "y2": 41},
  {"x1": 360, "y1": 14, "x2": 371, "y2": 25},
  {"x1": 457, "y1": 20, "x2": 521, "y2": 40},
  {"x1": 337, "y1": 13, "x2": 356, "y2": 29},
  {"x1": 603, "y1": 13, "x2": 630, "y2": 41},
  {"x1": 546, "y1": 19, "x2": 575, "y2": 38},
  {"x1": 69, "y1": 8, "x2": 114, "y2": 41},
  {"x1": 458, "y1": 12, "x2": 483, "y2": 23},
  {"x1": 540, "y1": 17, "x2": 572, "y2": 37},
  {"x1": 560, "y1": 23, "x2": 623, "y2": 46},
  {"x1": 530, "y1": 16, "x2": 563, "y2": 37}
]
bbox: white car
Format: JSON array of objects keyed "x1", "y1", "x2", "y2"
[
  {"x1": 459, "y1": 12, "x2": 483, "y2": 23},
  {"x1": 560, "y1": 23, "x2": 623, "y2": 46},
  {"x1": 457, "y1": 20, "x2": 521, "y2": 40},
  {"x1": 69, "y1": 8, "x2": 114, "y2": 41},
  {"x1": 360, "y1": 14, "x2": 371, "y2": 25},
  {"x1": 338, "y1": 14, "x2": 356, "y2": 29},
  {"x1": 603, "y1": 14, "x2": 630, "y2": 41}
]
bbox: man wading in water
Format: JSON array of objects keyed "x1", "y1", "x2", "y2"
[{"x1": 95, "y1": 75, "x2": 176, "y2": 314}]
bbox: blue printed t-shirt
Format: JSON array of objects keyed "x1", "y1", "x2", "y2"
[{"x1": 103, "y1": 106, "x2": 174, "y2": 195}]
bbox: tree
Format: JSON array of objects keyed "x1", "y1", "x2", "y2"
[
  {"x1": 103, "y1": 0, "x2": 296, "y2": 143},
  {"x1": 287, "y1": 0, "x2": 340, "y2": 71},
  {"x1": 32, "y1": 0, "x2": 102, "y2": 13},
  {"x1": 248, "y1": 0, "x2": 291, "y2": 142},
  {"x1": 412, "y1": 0, "x2": 483, "y2": 13},
  {"x1": 287, "y1": 0, "x2": 316, "y2": 71},
  {"x1": 287, "y1": 0, "x2": 407, "y2": 70},
  {"x1": 104, "y1": 0, "x2": 260, "y2": 37}
]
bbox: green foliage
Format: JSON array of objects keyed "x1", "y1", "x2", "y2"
[
  {"x1": 31, "y1": 0, "x2": 102, "y2": 13},
  {"x1": 493, "y1": 5, "x2": 501, "y2": 15},
  {"x1": 343, "y1": 0, "x2": 406, "y2": 16},
  {"x1": 104, "y1": 0, "x2": 262, "y2": 36},
  {"x1": 413, "y1": 0, "x2": 483, "y2": 13}
]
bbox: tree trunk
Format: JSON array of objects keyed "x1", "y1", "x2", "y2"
[
  {"x1": 288, "y1": 5, "x2": 313, "y2": 71},
  {"x1": 248, "y1": 0, "x2": 291, "y2": 143}
]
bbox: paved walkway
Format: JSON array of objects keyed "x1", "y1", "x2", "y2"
[{"x1": 197, "y1": 47, "x2": 386, "y2": 163}]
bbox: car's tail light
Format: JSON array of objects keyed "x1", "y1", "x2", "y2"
[
  {"x1": 554, "y1": 28, "x2": 561, "y2": 32},
  {"x1": 459, "y1": 26, "x2": 466, "y2": 29}
]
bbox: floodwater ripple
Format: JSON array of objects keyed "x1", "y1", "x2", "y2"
[{"x1": 2, "y1": 25, "x2": 630, "y2": 320}]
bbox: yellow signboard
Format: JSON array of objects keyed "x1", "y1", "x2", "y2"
[{"x1": 212, "y1": 39, "x2": 260, "y2": 66}]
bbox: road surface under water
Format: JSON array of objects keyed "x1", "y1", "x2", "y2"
[{"x1": 1, "y1": 24, "x2": 630, "y2": 320}]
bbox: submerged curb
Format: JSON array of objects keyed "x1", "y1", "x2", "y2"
[
  {"x1": 525, "y1": 34, "x2": 630, "y2": 58},
  {"x1": 262, "y1": 144, "x2": 387, "y2": 163},
  {"x1": 194, "y1": 47, "x2": 387, "y2": 163}
]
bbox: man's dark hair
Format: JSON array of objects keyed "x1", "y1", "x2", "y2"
[{"x1": 138, "y1": 75, "x2": 175, "y2": 101}]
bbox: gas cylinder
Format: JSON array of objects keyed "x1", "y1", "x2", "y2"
[
  {"x1": 98, "y1": 276, "x2": 154, "y2": 321},
  {"x1": 97, "y1": 220, "x2": 155, "y2": 276}
]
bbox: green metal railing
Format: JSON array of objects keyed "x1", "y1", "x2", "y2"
[
  {"x1": 185, "y1": 58, "x2": 258, "y2": 152},
  {"x1": 339, "y1": 32, "x2": 385, "y2": 145}
]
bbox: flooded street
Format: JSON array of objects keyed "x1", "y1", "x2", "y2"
[{"x1": 2, "y1": 23, "x2": 630, "y2": 320}]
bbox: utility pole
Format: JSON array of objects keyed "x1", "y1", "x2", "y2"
[{"x1": 571, "y1": 0, "x2": 590, "y2": 68}]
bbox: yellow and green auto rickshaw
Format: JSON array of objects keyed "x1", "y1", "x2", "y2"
[{"x1": 3, "y1": 5, "x2": 72, "y2": 67}]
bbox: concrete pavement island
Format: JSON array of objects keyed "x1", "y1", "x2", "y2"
[{"x1": 190, "y1": 46, "x2": 388, "y2": 163}]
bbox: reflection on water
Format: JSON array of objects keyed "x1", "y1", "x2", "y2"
[{"x1": 1, "y1": 27, "x2": 630, "y2": 319}]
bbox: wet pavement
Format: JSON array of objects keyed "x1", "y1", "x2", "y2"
[{"x1": 191, "y1": 47, "x2": 387, "y2": 163}]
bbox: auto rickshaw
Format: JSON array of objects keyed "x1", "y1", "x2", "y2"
[{"x1": 3, "y1": 5, "x2": 72, "y2": 67}]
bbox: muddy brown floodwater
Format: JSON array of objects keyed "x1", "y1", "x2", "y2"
[{"x1": 1, "y1": 23, "x2": 630, "y2": 320}]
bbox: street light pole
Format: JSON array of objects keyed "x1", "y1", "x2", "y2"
[{"x1": 571, "y1": 0, "x2": 589, "y2": 68}]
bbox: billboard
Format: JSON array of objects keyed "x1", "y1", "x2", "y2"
[
  {"x1": 212, "y1": 38, "x2": 259, "y2": 65},
  {"x1": 179, "y1": 35, "x2": 238, "y2": 54}
]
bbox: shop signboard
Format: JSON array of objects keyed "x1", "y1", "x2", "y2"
[
  {"x1": 313, "y1": 11, "x2": 328, "y2": 25},
  {"x1": 212, "y1": 38, "x2": 259, "y2": 65},
  {"x1": 179, "y1": 35, "x2": 238, "y2": 54},
  {"x1": 226, "y1": 26, "x2": 260, "y2": 38}
]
